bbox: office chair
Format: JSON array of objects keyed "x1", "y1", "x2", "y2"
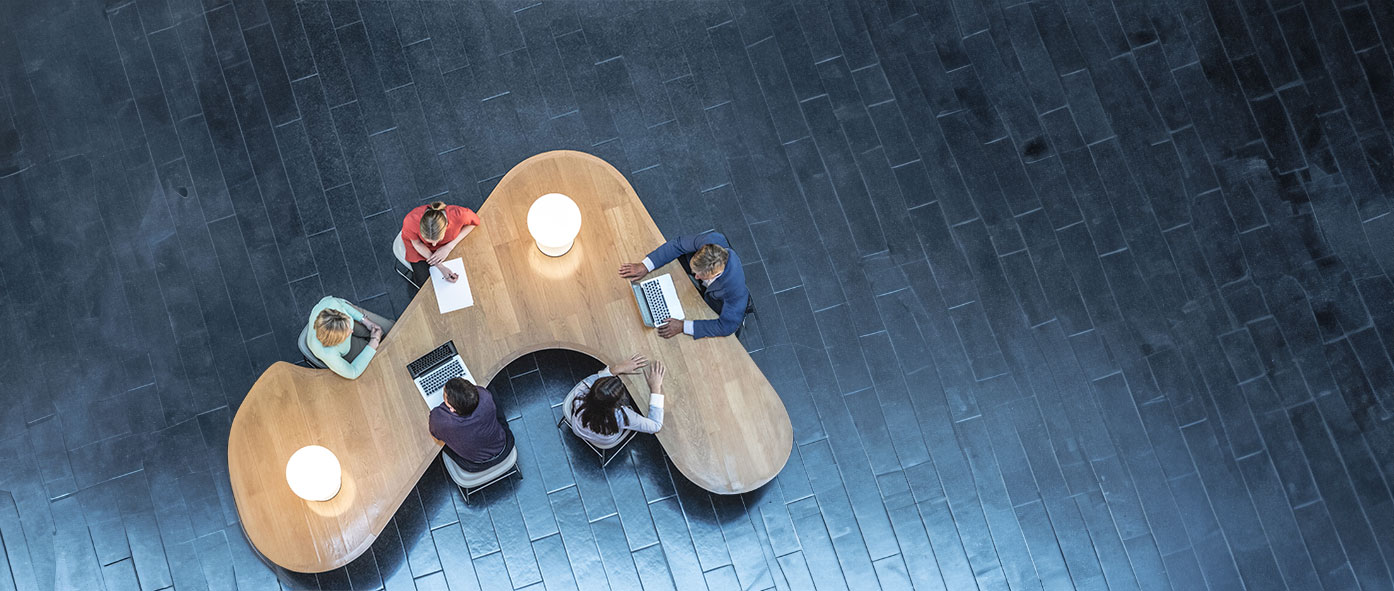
[
  {"x1": 556, "y1": 390, "x2": 638, "y2": 468},
  {"x1": 440, "y1": 447, "x2": 520, "y2": 500},
  {"x1": 736, "y1": 294, "x2": 756, "y2": 339},
  {"x1": 391, "y1": 231, "x2": 419, "y2": 290},
  {"x1": 296, "y1": 324, "x2": 328, "y2": 369}
]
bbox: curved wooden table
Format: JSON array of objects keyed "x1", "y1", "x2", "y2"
[{"x1": 228, "y1": 151, "x2": 793, "y2": 573}]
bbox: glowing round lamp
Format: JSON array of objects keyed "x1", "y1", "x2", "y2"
[
  {"x1": 285, "y1": 445, "x2": 342, "y2": 502},
  {"x1": 527, "y1": 193, "x2": 582, "y2": 256}
]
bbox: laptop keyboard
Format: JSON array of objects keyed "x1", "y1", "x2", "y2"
[
  {"x1": 408, "y1": 342, "x2": 454, "y2": 377},
  {"x1": 418, "y1": 360, "x2": 464, "y2": 396},
  {"x1": 643, "y1": 280, "x2": 670, "y2": 323}
]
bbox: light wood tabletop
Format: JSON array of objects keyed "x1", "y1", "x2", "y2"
[{"x1": 227, "y1": 150, "x2": 794, "y2": 573}]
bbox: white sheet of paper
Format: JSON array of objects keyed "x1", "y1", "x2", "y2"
[{"x1": 430, "y1": 258, "x2": 474, "y2": 313}]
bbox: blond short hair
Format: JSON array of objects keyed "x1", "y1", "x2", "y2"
[
  {"x1": 315, "y1": 308, "x2": 352, "y2": 347},
  {"x1": 691, "y1": 244, "x2": 728, "y2": 275}
]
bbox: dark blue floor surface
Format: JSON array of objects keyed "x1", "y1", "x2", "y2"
[{"x1": 2, "y1": 0, "x2": 1393, "y2": 589}]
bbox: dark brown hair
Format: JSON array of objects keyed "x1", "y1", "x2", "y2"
[
  {"x1": 444, "y1": 378, "x2": 479, "y2": 415},
  {"x1": 578, "y1": 376, "x2": 628, "y2": 436}
]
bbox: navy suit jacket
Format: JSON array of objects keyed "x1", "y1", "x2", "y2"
[{"x1": 646, "y1": 232, "x2": 748, "y2": 338}]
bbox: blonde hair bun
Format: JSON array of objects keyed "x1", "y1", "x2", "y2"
[{"x1": 420, "y1": 202, "x2": 450, "y2": 242}]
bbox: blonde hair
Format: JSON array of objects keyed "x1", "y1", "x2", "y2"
[
  {"x1": 419, "y1": 201, "x2": 449, "y2": 242},
  {"x1": 314, "y1": 308, "x2": 352, "y2": 347},
  {"x1": 691, "y1": 244, "x2": 729, "y2": 275}
]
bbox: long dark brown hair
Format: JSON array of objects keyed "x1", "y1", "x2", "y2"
[{"x1": 578, "y1": 376, "x2": 628, "y2": 436}]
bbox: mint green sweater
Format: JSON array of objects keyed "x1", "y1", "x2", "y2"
[{"x1": 306, "y1": 296, "x2": 374, "y2": 379}]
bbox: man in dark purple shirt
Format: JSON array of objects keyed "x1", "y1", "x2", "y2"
[{"x1": 429, "y1": 378, "x2": 514, "y2": 471}]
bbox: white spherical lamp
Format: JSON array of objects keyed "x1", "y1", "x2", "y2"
[
  {"x1": 286, "y1": 445, "x2": 342, "y2": 502},
  {"x1": 527, "y1": 193, "x2": 582, "y2": 256}
]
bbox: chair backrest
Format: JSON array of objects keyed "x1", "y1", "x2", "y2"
[
  {"x1": 391, "y1": 231, "x2": 410, "y2": 267},
  {"x1": 441, "y1": 452, "x2": 468, "y2": 483},
  {"x1": 561, "y1": 390, "x2": 580, "y2": 433},
  {"x1": 441, "y1": 447, "x2": 518, "y2": 487},
  {"x1": 298, "y1": 323, "x2": 328, "y2": 369}
]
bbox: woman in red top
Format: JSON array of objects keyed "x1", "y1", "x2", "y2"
[{"x1": 402, "y1": 201, "x2": 481, "y2": 289}]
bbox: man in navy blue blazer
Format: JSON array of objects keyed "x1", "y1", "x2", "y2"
[{"x1": 619, "y1": 231, "x2": 749, "y2": 339}]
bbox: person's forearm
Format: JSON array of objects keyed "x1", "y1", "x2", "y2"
[
  {"x1": 411, "y1": 240, "x2": 433, "y2": 259},
  {"x1": 348, "y1": 347, "x2": 376, "y2": 378},
  {"x1": 692, "y1": 317, "x2": 740, "y2": 338},
  {"x1": 626, "y1": 393, "x2": 664, "y2": 432},
  {"x1": 646, "y1": 238, "x2": 685, "y2": 270},
  {"x1": 434, "y1": 234, "x2": 468, "y2": 262},
  {"x1": 353, "y1": 308, "x2": 382, "y2": 332},
  {"x1": 446, "y1": 227, "x2": 473, "y2": 250}
]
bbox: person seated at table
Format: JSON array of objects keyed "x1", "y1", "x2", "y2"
[
  {"x1": 306, "y1": 296, "x2": 395, "y2": 380},
  {"x1": 430, "y1": 377, "x2": 515, "y2": 471},
  {"x1": 402, "y1": 200, "x2": 481, "y2": 290},
  {"x1": 566, "y1": 354, "x2": 667, "y2": 447},
  {"x1": 618, "y1": 231, "x2": 748, "y2": 339}
]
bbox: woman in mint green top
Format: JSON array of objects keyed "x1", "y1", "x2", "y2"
[{"x1": 306, "y1": 296, "x2": 393, "y2": 379}]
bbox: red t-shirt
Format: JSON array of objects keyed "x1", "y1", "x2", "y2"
[{"x1": 401, "y1": 204, "x2": 481, "y2": 263}]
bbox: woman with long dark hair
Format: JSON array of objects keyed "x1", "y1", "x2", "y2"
[{"x1": 566, "y1": 354, "x2": 667, "y2": 447}]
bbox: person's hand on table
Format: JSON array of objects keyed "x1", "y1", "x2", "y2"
[
  {"x1": 619, "y1": 262, "x2": 648, "y2": 281},
  {"x1": 645, "y1": 361, "x2": 665, "y2": 392},
  {"x1": 610, "y1": 353, "x2": 648, "y2": 375},
  {"x1": 426, "y1": 249, "x2": 449, "y2": 265},
  {"x1": 436, "y1": 264, "x2": 458, "y2": 282},
  {"x1": 657, "y1": 318, "x2": 682, "y2": 339}
]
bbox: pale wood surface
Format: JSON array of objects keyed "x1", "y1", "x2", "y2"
[{"x1": 227, "y1": 150, "x2": 793, "y2": 573}]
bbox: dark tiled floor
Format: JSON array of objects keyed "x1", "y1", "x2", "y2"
[{"x1": 1, "y1": 0, "x2": 1393, "y2": 588}]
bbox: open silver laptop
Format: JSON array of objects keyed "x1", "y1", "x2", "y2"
[
  {"x1": 407, "y1": 340, "x2": 474, "y2": 407},
  {"x1": 631, "y1": 273, "x2": 686, "y2": 327}
]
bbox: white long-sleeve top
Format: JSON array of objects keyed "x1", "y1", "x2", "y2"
[{"x1": 566, "y1": 368, "x2": 664, "y2": 447}]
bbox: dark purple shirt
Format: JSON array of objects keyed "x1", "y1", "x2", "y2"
[{"x1": 428, "y1": 387, "x2": 507, "y2": 464}]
